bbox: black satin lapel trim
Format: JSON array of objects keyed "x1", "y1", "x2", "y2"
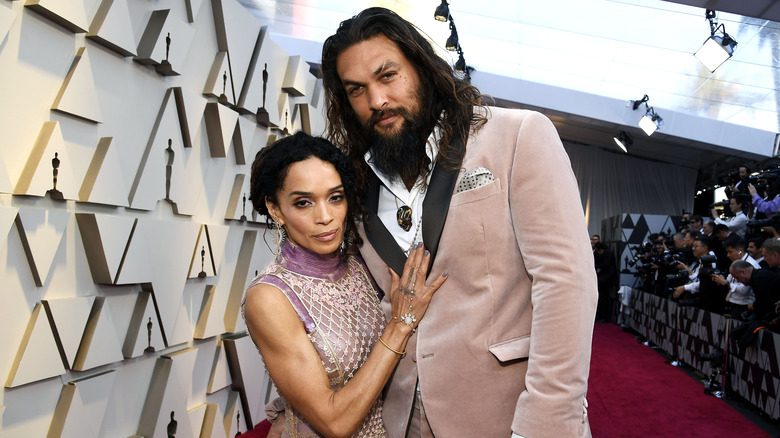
[
  {"x1": 422, "y1": 132, "x2": 466, "y2": 272},
  {"x1": 364, "y1": 171, "x2": 408, "y2": 276}
]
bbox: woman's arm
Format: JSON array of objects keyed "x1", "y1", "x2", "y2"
[{"x1": 244, "y1": 245, "x2": 446, "y2": 438}]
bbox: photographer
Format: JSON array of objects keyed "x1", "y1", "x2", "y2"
[
  {"x1": 748, "y1": 237, "x2": 768, "y2": 269},
  {"x1": 724, "y1": 165, "x2": 751, "y2": 198},
  {"x1": 711, "y1": 238, "x2": 759, "y2": 317},
  {"x1": 688, "y1": 215, "x2": 704, "y2": 233},
  {"x1": 748, "y1": 183, "x2": 780, "y2": 216},
  {"x1": 730, "y1": 260, "x2": 780, "y2": 325},
  {"x1": 672, "y1": 236, "x2": 719, "y2": 303},
  {"x1": 711, "y1": 194, "x2": 749, "y2": 239}
]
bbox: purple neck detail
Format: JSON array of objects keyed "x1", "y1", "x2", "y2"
[{"x1": 278, "y1": 240, "x2": 347, "y2": 280}]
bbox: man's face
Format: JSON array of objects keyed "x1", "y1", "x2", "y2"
[
  {"x1": 703, "y1": 222, "x2": 714, "y2": 234},
  {"x1": 682, "y1": 233, "x2": 694, "y2": 247},
  {"x1": 591, "y1": 235, "x2": 599, "y2": 247},
  {"x1": 731, "y1": 267, "x2": 752, "y2": 285},
  {"x1": 336, "y1": 35, "x2": 422, "y2": 139},
  {"x1": 739, "y1": 167, "x2": 749, "y2": 179},
  {"x1": 730, "y1": 198, "x2": 741, "y2": 214},
  {"x1": 690, "y1": 219, "x2": 702, "y2": 230},
  {"x1": 764, "y1": 249, "x2": 780, "y2": 267},
  {"x1": 748, "y1": 242, "x2": 762, "y2": 259},
  {"x1": 725, "y1": 246, "x2": 744, "y2": 262},
  {"x1": 692, "y1": 241, "x2": 708, "y2": 258}
]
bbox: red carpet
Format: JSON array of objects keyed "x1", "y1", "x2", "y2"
[{"x1": 587, "y1": 322, "x2": 770, "y2": 437}]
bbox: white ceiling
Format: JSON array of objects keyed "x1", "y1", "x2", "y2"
[{"x1": 237, "y1": 0, "x2": 780, "y2": 189}]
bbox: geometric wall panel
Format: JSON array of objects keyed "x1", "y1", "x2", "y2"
[
  {"x1": 42, "y1": 296, "x2": 96, "y2": 369},
  {"x1": 204, "y1": 51, "x2": 233, "y2": 104},
  {"x1": 0, "y1": 4, "x2": 18, "y2": 45},
  {"x1": 199, "y1": 403, "x2": 226, "y2": 438},
  {"x1": 78, "y1": 137, "x2": 130, "y2": 207},
  {"x1": 205, "y1": 223, "x2": 230, "y2": 276},
  {"x1": 206, "y1": 341, "x2": 231, "y2": 394},
  {"x1": 189, "y1": 225, "x2": 212, "y2": 279},
  {"x1": 0, "y1": 206, "x2": 19, "y2": 251},
  {"x1": 204, "y1": 102, "x2": 239, "y2": 158},
  {"x1": 134, "y1": 8, "x2": 194, "y2": 73},
  {"x1": 128, "y1": 88, "x2": 187, "y2": 211},
  {"x1": 211, "y1": 0, "x2": 262, "y2": 108},
  {"x1": 75, "y1": 213, "x2": 136, "y2": 284},
  {"x1": 0, "y1": 148, "x2": 12, "y2": 194},
  {"x1": 232, "y1": 116, "x2": 256, "y2": 166},
  {"x1": 25, "y1": 0, "x2": 88, "y2": 33},
  {"x1": 224, "y1": 230, "x2": 257, "y2": 334},
  {"x1": 122, "y1": 291, "x2": 165, "y2": 359},
  {"x1": 15, "y1": 208, "x2": 71, "y2": 287},
  {"x1": 223, "y1": 333, "x2": 270, "y2": 428},
  {"x1": 14, "y1": 121, "x2": 77, "y2": 200},
  {"x1": 277, "y1": 93, "x2": 292, "y2": 135},
  {"x1": 71, "y1": 297, "x2": 123, "y2": 372},
  {"x1": 193, "y1": 284, "x2": 217, "y2": 340},
  {"x1": 51, "y1": 46, "x2": 103, "y2": 123},
  {"x1": 86, "y1": 0, "x2": 136, "y2": 57},
  {"x1": 173, "y1": 86, "x2": 207, "y2": 150},
  {"x1": 282, "y1": 55, "x2": 309, "y2": 97},
  {"x1": 224, "y1": 173, "x2": 246, "y2": 221},
  {"x1": 5, "y1": 302, "x2": 67, "y2": 388},
  {"x1": 239, "y1": 27, "x2": 287, "y2": 127},
  {"x1": 186, "y1": 403, "x2": 207, "y2": 438},
  {"x1": 118, "y1": 219, "x2": 201, "y2": 342},
  {"x1": 184, "y1": 0, "x2": 205, "y2": 23},
  {"x1": 48, "y1": 370, "x2": 117, "y2": 438},
  {"x1": 137, "y1": 347, "x2": 197, "y2": 438}
]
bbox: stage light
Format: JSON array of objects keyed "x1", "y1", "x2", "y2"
[
  {"x1": 434, "y1": 0, "x2": 449, "y2": 22},
  {"x1": 628, "y1": 94, "x2": 662, "y2": 136},
  {"x1": 613, "y1": 131, "x2": 633, "y2": 153},
  {"x1": 694, "y1": 9, "x2": 737, "y2": 72},
  {"x1": 446, "y1": 23, "x2": 459, "y2": 51},
  {"x1": 638, "y1": 108, "x2": 663, "y2": 136},
  {"x1": 454, "y1": 51, "x2": 466, "y2": 73}
]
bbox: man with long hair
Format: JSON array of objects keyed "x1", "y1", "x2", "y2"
[{"x1": 321, "y1": 7, "x2": 597, "y2": 437}]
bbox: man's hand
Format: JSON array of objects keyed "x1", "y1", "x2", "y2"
[
  {"x1": 749, "y1": 183, "x2": 758, "y2": 196},
  {"x1": 711, "y1": 274, "x2": 728, "y2": 286},
  {"x1": 673, "y1": 286, "x2": 685, "y2": 299}
]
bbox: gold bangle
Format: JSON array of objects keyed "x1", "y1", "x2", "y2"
[{"x1": 378, "y1": 336, "x2": 406, "y2": 356}]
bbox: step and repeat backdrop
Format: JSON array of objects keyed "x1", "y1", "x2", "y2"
[{"x1": 0, "y1": 0, "x2": 326, "y2": 436}]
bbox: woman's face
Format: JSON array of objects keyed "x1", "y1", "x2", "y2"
[{"x1": 267, "y1": 157, "x2": 348, "y2": 255}]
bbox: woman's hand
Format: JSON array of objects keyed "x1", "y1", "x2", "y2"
[{"x1": 388, "y1": 243, "x2": 448, "y2": 333}]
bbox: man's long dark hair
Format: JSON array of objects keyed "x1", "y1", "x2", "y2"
[{"x1": 321, "y1": 7, "x2": 487, "y2": 197}]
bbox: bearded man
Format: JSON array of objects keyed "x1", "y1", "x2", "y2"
[{"x1": 320, "y1": 8, "x2": 597, "y2": 437}]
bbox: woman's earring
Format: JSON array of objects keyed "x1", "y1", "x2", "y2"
[{"x1": 273, "y1": 219, "x2": 285, "y2": 259}]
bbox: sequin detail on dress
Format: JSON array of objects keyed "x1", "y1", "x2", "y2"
[{"x1": 242, "y1": 241, "x2": 387, "y2": 438}]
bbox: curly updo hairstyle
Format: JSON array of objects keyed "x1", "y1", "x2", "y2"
[{"x1": 249, "y1": 131, "x2": 362, "y2": 254}]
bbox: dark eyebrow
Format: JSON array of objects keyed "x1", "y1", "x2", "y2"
[
  {"x1": 287, "y1": 184, "x2": 344, "y2": 198},
  {"x1": 341, "y1": 61, "x2": 401, "y2": 88}
]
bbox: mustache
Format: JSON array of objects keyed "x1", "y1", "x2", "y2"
[{"x1": 366, "y1": 107, "x2": 413, "y2": 129}]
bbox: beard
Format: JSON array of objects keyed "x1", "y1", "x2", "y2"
[{"x1": 364, "y1": 105, "x2": 430, "y2": 186}]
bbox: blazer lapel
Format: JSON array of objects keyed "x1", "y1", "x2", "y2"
[
  {"x1": 364, "y1": 171, "x2": 408, "y2": 276},
  {"x1": 422, "y1": 132, "x2": 466, "y2": 272},
  {"x1": 362, "y1": 130, "x2": 467, "y2": 277}
]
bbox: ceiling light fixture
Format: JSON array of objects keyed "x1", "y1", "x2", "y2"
[
  {"x1": 434, "y1": 0, "x2": 450, "y2": 22},
  {"x1": 694, "y1": 9, "x2": 737, "y2": 72},
  {"x1": 446, "y1": 21, "x2": 459, "y2": 51},
  {"x1": 629, "y1": 94, "x2": 663, "y2": 136},
  {"x1": 613, "y1": 131, "x2": 633, "y2": 153},
  {"x1": 638, "y1": 108, "x2": 663, "y2": 136}
]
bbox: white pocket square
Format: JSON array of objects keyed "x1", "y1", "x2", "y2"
[{"x1": 456, "y1": 166, "x2": 495, "y2": 193}]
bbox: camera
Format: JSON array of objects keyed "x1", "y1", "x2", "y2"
[
  {"x1": 700, "y1": 350, "x2": 723, "y2": 364},
  {"x1": 708, "y1": 200, "x2": 730, "y2": 209}
]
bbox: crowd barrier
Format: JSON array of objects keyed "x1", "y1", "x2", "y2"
[{"x1": 621, "y1": 288, "x2": 780, "y2": 419}]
